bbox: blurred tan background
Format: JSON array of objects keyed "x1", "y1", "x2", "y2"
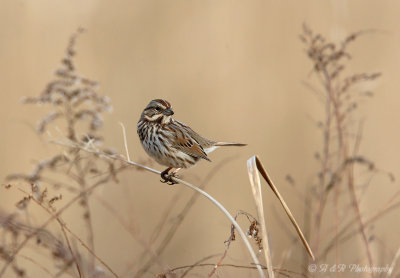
[{"x1": 1, "y1": 0, "x2": 400, "y2": 277}]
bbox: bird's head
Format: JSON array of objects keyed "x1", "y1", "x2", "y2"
[{"x1": 140, "y1": 99, "x2": 174, "y2": 124}]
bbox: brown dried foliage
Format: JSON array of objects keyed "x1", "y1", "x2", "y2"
[
  {"x1": 2, "y1": 23, "x2": 397, "y2": 278},
  {"x1": 1, "y1": 29, "x2": 264, "y2": 278},
  {"x1": 299, "y1": 23, "x2": 396, "y2": 277},
  {"x1": 1, "y1": 28, "x2": 123, "y2": 278}
]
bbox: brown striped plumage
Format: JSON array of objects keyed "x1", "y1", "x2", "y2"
[{"x1": 137, "y1": 99, "x2": 246, "y2": 183}]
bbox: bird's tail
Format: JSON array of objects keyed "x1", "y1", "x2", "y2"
[
  {"x1": 215, "y1": 142, "x2": 247, "y2": 147},
  {"x1": 204, "y1": 142, "x2": 246, "y2": 154}
]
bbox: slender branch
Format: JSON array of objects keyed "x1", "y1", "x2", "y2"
[
  {"x1": 208, "y1": 212, "x2": 248, "y2": 278},
  {"x1": 18, "y1": 254, "x2": 58, "y2": 278},
  {"x1": 17, "y1": 188, "x2": 116, "y2": 278},
  {"x1": 170, "y1": 263, "x2": 306, "y2": 278},
  {"x1": 323, "y1": 65, "x2": 374, "y2": 269},
  {"x1": 93, "y1": 193, "x2": 164, "y2": 269},
  {"x1": 51, "y1": 135, "x2": 266, "y2": 278},
  {"x1": 168, "y1": 172, "x2": 266, "y2": 277},
  {"x1": 132, "y1": 158, "x2": 233, "y2": 277},
  {"x1": 0, "y1": 175, "x2": 116, "y2": 278},
  {"x1": 181, "y1": 254, "x2": 221, "y2": 278},
  {"x1": 320, "y1": 200, "x2": 400, "y2": 260},
  {"x1": 57, "y1": 218, "x2": 83, "y2": 278},
  {"x1": 13, "y1": 188, "x2": 83, "y2": 278}
]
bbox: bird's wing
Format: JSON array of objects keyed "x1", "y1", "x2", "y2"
[
  {"x1": 174, "y1": 120, "x2": 216, "y2": 148},
  {"x1": 167, "y1": 121, "x2": 211, "y2": 161}
]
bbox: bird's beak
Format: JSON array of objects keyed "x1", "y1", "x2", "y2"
[{"x1": 163, "y1": 108, "x2": 174, "y2": 116}]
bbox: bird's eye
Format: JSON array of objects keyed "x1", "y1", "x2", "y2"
[{"x1": 155, "y1": 107, "x2": 162, "y2": 112}]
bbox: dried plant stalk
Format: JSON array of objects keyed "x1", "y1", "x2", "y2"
[
  {"x1": 247, "y1": 156, "x2": 275, "y2": 278},
  {"x1": 247, "y1": 155, "x2": 315, "y2": 263},
  {"x1": 52, "y1": 124, "x2": 267, "y2": 278},
  {"x1": 1, "y1": 28, "x2": 120, "y2": 278},
  {"x1": 300, "y1": 23, "x2": 389, "y2": 276}
]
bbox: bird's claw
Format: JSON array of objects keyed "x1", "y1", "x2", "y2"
[{"x1": 160, "y1": 171, "x2": 178, "y2": 185}]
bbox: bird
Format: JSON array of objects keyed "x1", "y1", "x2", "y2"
[{"x1": 137, "y1": 99, "x2": 246, "y2": 184}]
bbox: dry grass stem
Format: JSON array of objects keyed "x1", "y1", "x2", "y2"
[
  {"x1": 133, "y1": 157, "x2": 235, "y2": 277},
  {"x1": 248, "y1": 155, "x2": 315, "y2": 262},
  {"x1": 52, "y1": 125, "x2": 266, "y2": 278},
  {"x1": 118, "y1": 122, "x2": 131, "y2": 161},
  {"x1": 170, "y1": 263, "x2": 305, "y2": 278},
  {"x1": 2, "y1": 21, "x2": 397, "y2": 278},
  {"x1": 247, "y1": 156, "x2": 275, "y2": 278},
  {"x1": 208, "y1": 211, "x2": 263, "y2": 277},
  {"x1": 17, "y1": 255, "x2": 57, "y2": 278},
  {"x1": 299, "y1": 23, "x2": 398, "y2": 278},
  {"x1": 0, "y1": 174, "x2": 118, "y2": 278}
]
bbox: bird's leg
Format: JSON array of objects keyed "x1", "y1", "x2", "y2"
[
  {"x1": 170, "y1": 168, "x2": 181, "y2": 177},
  {"x1": 169, "y1": 168, "x2": 179, "y2": 175},
  {"x1": 160, "y1": 167, "x2": 172, "y2": 183},
  {"x1": 167, "y1": 168, "x2": 181, "y2": 185},
  {"x1": 160, "y1": 167, "x2": 181, "y2": 185}
]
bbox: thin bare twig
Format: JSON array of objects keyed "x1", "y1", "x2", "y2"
[
  {"x1": 17, "y1": 188, "x2": 117, "y2": 278},
  {"x1": 208, "y1": 211, "x2": 261, "y2": 278},
  {"x1": 171, "y1": 263, "x2": 305, "y2": 278},
  {"x1": 18, "y1": 254, "x2": 58, "y2": 278},
  {"x1": 181, "y1": 254, "x2": 221, "y2": 278},
  {"x1": 51, "y1": 129, "x2": 266, "y2": 278},
  {"x1": 0, "y1": 175, "x2": 117, "y2": 278},
  {"x1": 133, "y1": 157, "x2": 234, "y2": 277}
]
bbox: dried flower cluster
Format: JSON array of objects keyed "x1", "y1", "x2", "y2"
[
  {"x1": 1, "y1": 23, "x2": 397, "y2": 278},
  {"x1": 299, "y1": 23, "x2": 396, "y2": 277},
  {"x1": 247, "y1": 220, "x2": 263, "y2": 252},
  {"x1": 1, "y1": 28, "x2": 122, "y2": 278},
  {"x1": 227, "y1": 212, "x2": 263, "y2": 252},
  {"x1": 22, "y1": 27, "x2": 112, "y2": 142},
  {"x1": 0, "y1": 209, "x2": 76, "y2": 278},
  {"x1": 300, "y1": 25, "x2": 381, "y2": 128}
]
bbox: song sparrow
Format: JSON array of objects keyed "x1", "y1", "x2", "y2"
[{"x1": 137, "y1": 99, "x2": 246, "y2": 184}]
